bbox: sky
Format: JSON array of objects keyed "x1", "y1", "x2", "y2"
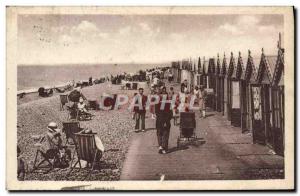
[{"x1": 17, "y1": 14, "x2": 283, "y2": 65}]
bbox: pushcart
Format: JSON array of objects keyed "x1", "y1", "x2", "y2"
[{"x1": 177, "y1": 112, "x2": 197, "y2": 147}]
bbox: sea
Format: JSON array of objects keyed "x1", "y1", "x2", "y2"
[{"x1": 17, "y1": 63, "x2": 167, "y2": 91}]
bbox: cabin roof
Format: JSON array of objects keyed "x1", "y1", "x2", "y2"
[
  {"x1": 202, "y1": 60, "x2": 208, "y2": 74},
  {"x1": 221, "y1": 56, "x2": 227, "y2": 75},
  {"x1": 197, "y1": 57, "x2": 201, "y2": 73},
  {"x1": 239, "y1": 55, "x2": 247, "y2": 80},
  {"x1": 257, "y1": 54, "x2": 277, "y2": 84},
  {"x1": 233, "y1": 54, "x2": 243, "y2": 79},
  {"x1": 244, "y1": 56, "x2": 257, "y2": 82},
  {"x1": 216, "y1": 56, "x2": 221, "y2": 75},
  {"x1": 228, "y1": 54, "x2": 236, "y2": 77},
  {"x1": 273, "y1": 48, "x2": 284, "y2": 86},
  {"x1": 208, "y1": 58, "x2": 216, "y2": 74},
  {"x1": 265, "y1": 55, "x2": 277, "y2": 79}
]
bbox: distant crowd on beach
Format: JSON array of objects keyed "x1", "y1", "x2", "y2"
[{"x1": 17, "y1": 65, "x2": 170, "y2": 99}]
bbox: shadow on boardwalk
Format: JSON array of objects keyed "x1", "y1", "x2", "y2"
[{"x1": 120, "y1": 111, "x2": 284, "y2": 180}]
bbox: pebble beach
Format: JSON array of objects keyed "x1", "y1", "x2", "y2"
[{"x1": 17, "y1": 82, "x2": 148, "y2": 181}]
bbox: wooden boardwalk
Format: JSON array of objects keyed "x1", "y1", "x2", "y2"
[{"x1": 120, "y1": 111, "x2": 284, "y2": 180}]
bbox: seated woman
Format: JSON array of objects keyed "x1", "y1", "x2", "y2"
[
  {"x1": 36, "y1": 122, "x2": 71, "y2": 168},
  {"x1": 77, "y1": 97, "x2": 92, "y2": 120}
]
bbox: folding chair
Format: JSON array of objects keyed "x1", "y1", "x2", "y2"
[
  {"x1": 62, "y1": 121, "x2": 81, "y2": 145},
  {"x1": 60, "y1": 94, "x2": 69, "y2": 111},
  {"x1": 76, "y1": 109, "x2": 92, "y2": 121},
  {"x1": 67, "y1": 133, "x2": 103, "y2": 180},
  {"x1": 31, "y1": 139, "x2": 58, "y2": 174}
]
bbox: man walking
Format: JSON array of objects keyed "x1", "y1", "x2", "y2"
[
  {"x1": 155, "y1": 87, "x2": 173, "y2": 154},
  {"x1": 134, "y1": 88, "x2": 147, "y2": 132}
]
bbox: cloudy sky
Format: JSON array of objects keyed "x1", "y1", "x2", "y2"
[{"x1": 18, "y1": 14, "x2": 283, "y2": 65}]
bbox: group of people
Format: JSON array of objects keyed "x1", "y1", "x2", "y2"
[
  {"x1": 67, "y1": 87, "x2": 93, "y2": 120},
  {"x1": 132, "y1": 79, "x2": 207, "y2": 154},
  {"x1": 132, "y1": 86, "x2": 173, "y2": 154},
  {"x1": 180, "y1": 79, "x2": 207, "y2": 118}
]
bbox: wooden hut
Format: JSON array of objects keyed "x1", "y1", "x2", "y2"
[
  {"x1": 271, "y1": 37, "x2": 284, "y2": 156},
  {"x1": 215, "y1": 54, "x2": 222, "y2": 112},
  {"x1": 230, "y1": 52, "x2": 243, "y2": 127},
  {"x1": 198, "y1": 57, "x2": 208, "y2": 88},
  {"x1": 207, "y1": 58, "x2": 216, "y2": 110},
  {"x1": 226, "y1": 52, "x2": 235, "y2": 121},
  {"x1": 240, "y1": 50, "x2": 259, "y2": 133},
  {"x1": 195, "y1": 57, "x2": 202, "y2": 87},
  {"x1": 202, "y1": 58, "x2": 209, "y2": 89},
  {"x1": 251, "y1": 48, "x2": 277, "y2": 146},
  {"x1": 222, "y1": 53, "x2": 228, "y2": 117},
  {"x1": 190, "y1": 60, "x2": 196, "y2": 90}
]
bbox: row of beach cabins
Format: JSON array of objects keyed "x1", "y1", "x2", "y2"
[{"x1": 171, "y1": 35, "x2": 284, "y2": 156}]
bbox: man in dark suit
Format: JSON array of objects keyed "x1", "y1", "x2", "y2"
[
  {"x1": 155, "y1": 87, "x2": 173, "y2": 154},
  {"x1": 134, "y1": 88, "x2": 147, "y2": 132}
]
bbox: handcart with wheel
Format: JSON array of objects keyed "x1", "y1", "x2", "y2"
[{"x1": 177, "y1": 111, "x2": 197, "y2": 148}]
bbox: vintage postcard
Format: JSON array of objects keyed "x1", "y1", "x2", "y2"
[{"x1": 7, "y1": 6, "x2": 294, "y2": 190}]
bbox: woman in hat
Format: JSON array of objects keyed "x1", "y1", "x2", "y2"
[{"x1": 37, "y1": 122, "x2": 71, "y2": 168}]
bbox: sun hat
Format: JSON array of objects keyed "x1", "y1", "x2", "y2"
[{"x1": 47, "y1": 122, "x2": 61, "y2": 133}]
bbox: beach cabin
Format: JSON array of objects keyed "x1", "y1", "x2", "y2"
[
  {"x1": 215, "y1": 54, "x2": 222, "y2": 112},
  {"x1": 240, "y1": 50, "x2": 259, "y2": 133},
  {"x1": 251, "y1": 48, "x2": 277, "y2": 147},
  {"x1": 271, "y1": 39, "x2": 284, "y2": 156},
  {"x1": 230, "y1": 52, "x2": 243, "y2": 127},
  {"x1": 190, "y1": 61, "x2": 196, "y2": 90},
  {"x1": 195, "y1": 57, "x2": 202, "y2": 87},
  {"x1": 198, "y1": 57, "x2": 206, "y2": 87},
  {"x1": 202, "y1": 58, "x2": 209, "y2": 89},
  {"x1": 207, "y1": 58, "x2": 216, "y2": 110},
  {"x1": 222, "y1": 54, "x2": 228, "y2": 117},
  {"x1": 226, "y1": 52, "x2": 235, "y2": 121}
]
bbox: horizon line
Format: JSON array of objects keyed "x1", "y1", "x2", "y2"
[{"x1": 17, "y1": 61, "x2": 173, "y2": 66}]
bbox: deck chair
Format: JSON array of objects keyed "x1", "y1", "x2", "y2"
[
  {"x1": 60, "y1": 94, "x2": 69, "y2": 110},
  {"x1": 67, "y1": 133, "x2": 103, "y2": 180},
  {"x1": 62, "y1": 121, "x2": 81, "y2": 145},
  {"x1": 31, "y1": 137, "x2": 58, "y2": 173},
  {"x1": 76, "y1": 109, "x2": 93, "y2": 121}
]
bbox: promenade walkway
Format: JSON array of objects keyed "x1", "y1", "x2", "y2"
[{"x1": 120, "y1": 109, "x2": 284, "y2": 180}]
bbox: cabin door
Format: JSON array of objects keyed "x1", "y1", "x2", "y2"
[
  {"x1": 223, "y1": 77, "x2": 228, "y2": 117},
  {"x1": 240, "y1": 80, "x2": 248, "y2": 132},
  {"x1": 199, "y1": 75, "x2": 204, "y2": 86},
  {"x1": 264, "y1": 85, "x2": 274, "y2": 149},
  {"x1": 231, "y1": 80, "x2": 241, "y2": 127},
  {"x1": 217, "y1": 77, "x2": 222, "y2": 112},
  {"x1": 272, "y1": 86, "x2": 284, "y2": 156},
  {"x1": 227, "y1": 78, "x2": 232, "y2": 121},
  {"x1": 251, "y1": 84, "x2": 265, "y2": 144},
  {"x1": 220, "y1": 77, "x2": 224, "y2": 114}
]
